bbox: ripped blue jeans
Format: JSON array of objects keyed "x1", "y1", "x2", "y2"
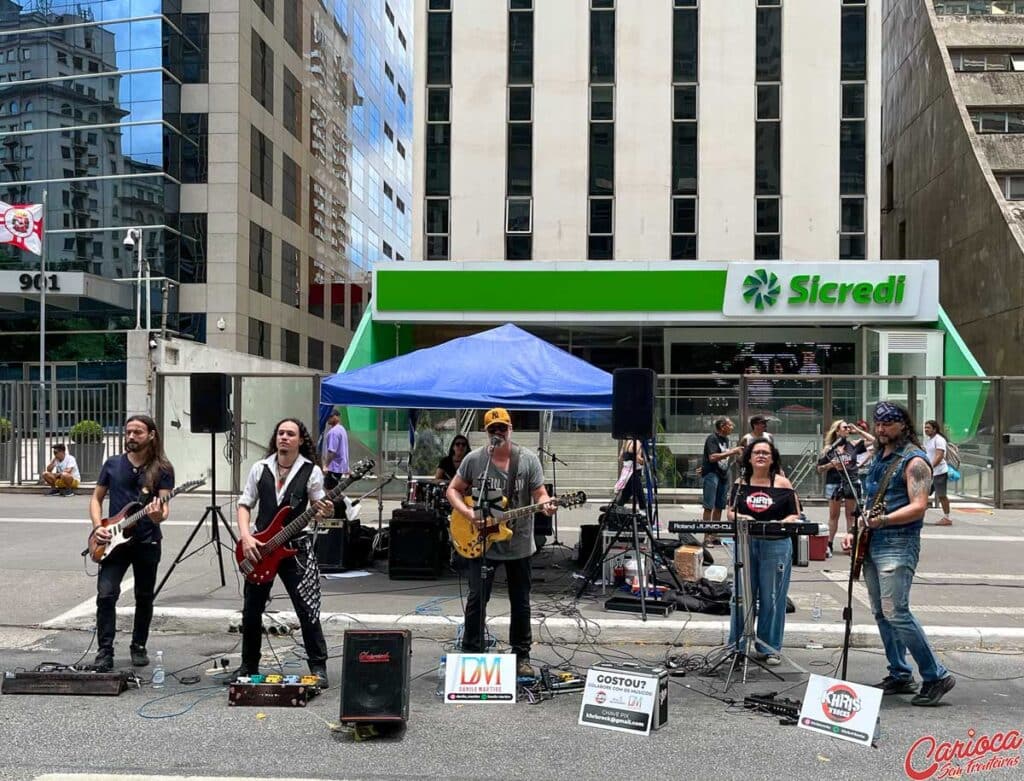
[
  {"x1": 729, "y1": 537, "x2": 792, "y2": 655},
  {"x1": 863, "y1": 526, "x2": 948, "y2": 683}
]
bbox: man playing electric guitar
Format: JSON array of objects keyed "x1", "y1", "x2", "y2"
[
  {"x1": 89, "y1": 415, "x2": 174, "y2": 672},
  {"x1": 842, "y1": 401, "x2": 956, "y2": 707},
  {"x1": 233, "y1": 418, "x2": 334, "y2": 687},
  {"x1": 446, "y1": 408, "x2": 557, "y2": 679}
]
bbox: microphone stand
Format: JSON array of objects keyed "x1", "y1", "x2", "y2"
[
  {"x1": 830, "y1": 440, "x2": 867, "y2": 680},
  {"x1": 466, "y1": 436, "x2": 503, "y2": 656},
  {"x1": 537, "y1": 446, "x2": 570, "y2": 550}
]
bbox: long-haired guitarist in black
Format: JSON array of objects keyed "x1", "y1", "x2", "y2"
[
  {"x1": 234, "y1": 418, "x2": 333, "y2": 687},
  {"x1": 445, "y1": 408, "x2": 556, "y2": 679},
  {"x1": 89, "y1": 414, "x2": 174, "y2": 672},
  {"x1": 841, "y1": 401, "x2": 956, "y2": 707}
]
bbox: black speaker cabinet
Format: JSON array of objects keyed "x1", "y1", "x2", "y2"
[
  {"x1": 612, "y1": 368, "x2": 655, "y2": 441},
  {"x1": 315, "y1": 521, "x2": 357, "y2": 572},
  {"x1": 340, "y1": 630, "x2": 411, "y2": 725},
  {"x1": 189, "y1": 373, "x2": 231, "y2": 433},
  {"x1": 578, "y1": 523, "x2": 601, "y2": 566},
  {"x1": 388, "y1": 509, "x2": 446, "y2": 580}
]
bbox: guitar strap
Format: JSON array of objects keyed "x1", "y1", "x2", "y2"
[
  {"x1": 504, "y1": 446, "x2": 520, "y2": 508},
  {"x1": 867, "y1": 446, "x2": 909, "y2": 523}
]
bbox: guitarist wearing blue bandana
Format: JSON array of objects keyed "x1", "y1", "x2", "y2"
[
  {"x1": 446, "y1": 408, "x2": 557, "y2": 679},
  {"x1": 842, "y1": 401, "x2": 956, "y2": 707}
]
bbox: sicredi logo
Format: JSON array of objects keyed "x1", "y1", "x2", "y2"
[{"x1": 742, "y1": 268, "x2": 906, "y2": 309}]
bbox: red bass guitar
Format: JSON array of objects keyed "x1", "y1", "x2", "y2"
[{"x1": 235, "y1": 459, "x2": 373, "y2": 585}]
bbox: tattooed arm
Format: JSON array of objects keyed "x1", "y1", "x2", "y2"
[{"x1": 873, "y1": 456, "x2": 932, "y2": 527}]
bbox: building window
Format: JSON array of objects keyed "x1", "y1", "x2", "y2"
[
  {"x1": 253, "y1": 0, "x2": 274, "y2": 22},
  {"x1": 671, "y1": 2, "x2": 698, "y2": 259},
  {"x1": 180, "y1": 113, "x2": 208, "y2": 183},
  {"x1": 587, "y1": 0, "x2": 615, "y2": 260},
  {"x1": 281, "y1": 240, "x2": 300, "y2": 307},
  {"x1": 425, "y1": 0, "x2": 452, "y2": 258},
  {"x1": 330, "y1": 345, "x2": 346, "y2": 371},
  {"x1": 995, "y1": 171, "x2": 1024, "y2": 198},
  {"x1": 308, "y1": 336, "x2": 324, "y2": 371},
  {"x1": 281, "y1": 329, "x2": 300, "y2": 365},
  {"x1": 308, "y1": 257, "x2": 325, "y2": 318},
  {"x1": 969, "y1": 110, "x2": 1024, "y2": 133},
  {"x1": 248, "y1": 318, "x2": 270, "y2": 358},
  {"x1": 949, "y1": 50, "x2": 1024, "y2": 72},
  {"x1": 283, "y1": 153, "x2": 300, "y2": 223},
  {"x1": 506, "y1": 197, "x2": 532, "y2": 233},
  {"x1": 506, "y1": 1, "x2": 533, "y2": 259},
  {"x1": 248, "y1": 223, "x2": 272, "y2": 296},
  {"x1": 250, "y1": 126, "x2": 273, "y2": 204},
  {"x1": 283, "y1": 67, "x2": 302, "y2": 140},
  {"x1": 840, "y1": 2, "x2": 867, "y2": 258},
  {"x1": 251, "y1": 31, "x2": 274, "y2": 114},
  {"x1": 934, "y1": 1, "x2": 1024, "y2": 16},
  {"x1": 283, "y1": 0, "x2": 302, "y2": 55},
  {"x1": 425, "y1": 196, "x2": 450, "y2": 260},
  {"x1": 177, "y1": 213, "x2": 207, "y2": 283},
  {"x1": 181, "y1": 13, "x2": 209, "y2": 84},
  {"x1": 755, "y1": 2, "x2": 782, "y2": 260}
]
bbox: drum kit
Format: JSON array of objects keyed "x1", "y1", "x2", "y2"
[{"x1": 408, "y1": 479, "x2": 452, "y2": 518}]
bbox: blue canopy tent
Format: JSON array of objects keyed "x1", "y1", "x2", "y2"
[{"x1": 319, "y1": 324, "x2": 613, "y2": 424}]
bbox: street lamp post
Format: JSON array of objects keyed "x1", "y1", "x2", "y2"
[{"x1": 124, "y1": 227, "x2": 149, "y2": 330}]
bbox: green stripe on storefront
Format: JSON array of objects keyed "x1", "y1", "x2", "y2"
[{"x1": 376, "y1": 269, "x2": 728, "y2": 312}]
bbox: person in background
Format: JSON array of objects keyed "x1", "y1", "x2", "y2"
[
  {"x1": 740, "y1": 415, "x2": 773, "y2": 448},
  {"x1": 727, "y1": 438, "x2": 801, "y2": 666},
  {"x1": 322, "y1": 409, "x2": 349, "y2": 490},
  {"x1": 43, "y1": 443, "x2": 81, "y2": 496},
  {"x1": 435, "y1": 434, "x2": 471, "y2": 481},
  {"x1": 923, "y1": 420, "x2": 952, "y2": 527},
  {"x1": 817, "y1": 419, "x2": 875, "y2": 558},
  {"x1": 842, "y1": 401, "x2": 955, "y2": 707},
  {"x1": 701, "y1": 417, "x2": 744, "y2": 546}
]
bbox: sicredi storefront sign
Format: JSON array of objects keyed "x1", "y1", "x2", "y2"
[
  {"x1": 723, "y1": 262, "x2": 938, "y2": 322},
  {"x1": 373, "y1": 260, "x2": 939, "y2": 324}
]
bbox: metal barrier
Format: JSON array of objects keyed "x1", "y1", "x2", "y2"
[{"x1": 0, "y1": 380, "x2": 126, "y2": 484}]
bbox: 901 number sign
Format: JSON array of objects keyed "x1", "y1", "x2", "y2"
[{"x1": 18, "y1": 273, "x2": 61, "y2": 292}]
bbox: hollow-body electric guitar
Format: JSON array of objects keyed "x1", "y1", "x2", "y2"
[
  {"x1": 851, "y1": 449, "x2": 908, "y2": 579},
  {"x1": 87, "y1": 478, "x2": 206, "y2": 563},
  {"x1": 235, "y1": 459, "x2": 374, "y2": 585},
  {"x1": 450, "y1": 491, "x2": 587, "y2": 559}
]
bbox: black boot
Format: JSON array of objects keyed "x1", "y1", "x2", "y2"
[
  {"x1": 94, "y1": 649, "x2": 114, "y2": 672},
  {"x1": 130, "y1": 644, "x2": 149, "y2": 667},
  {"x1": 309, "y1": 664, "x2": 329, "y2": 690},
  {"x1": 223, "y1": 664, "x2": 257, "y2": 686}
]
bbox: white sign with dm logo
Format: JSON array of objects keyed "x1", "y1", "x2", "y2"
[{"x1": 722, "y1": 261, "x2": 939, "y2": 322}]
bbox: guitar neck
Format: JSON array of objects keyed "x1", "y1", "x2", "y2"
[
  {"x1": 502, "y1": 498, "x2": 557, "y2": 522},
  {"x1": 115, "y1": 493, "x2": 171, "y2": 534}
]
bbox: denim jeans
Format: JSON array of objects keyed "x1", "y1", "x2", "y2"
[
  {"x1": 96, "y1": 540, "x2": 161, "y2": 652},
  {"x1": 863, "y1": 526, "x2": 949, "y2": 683},
  {"x1": 461, "y1": 556, "x2": 532, "y2": 660},
  {"x1": 702, "y1": 471, "x2": 729, "y2": 511},
  {"x1": 728, "y1": 537, "x2": 792, "y2": 655}
]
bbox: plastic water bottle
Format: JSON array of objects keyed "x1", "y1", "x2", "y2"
[
  {"x1": 811, "y1": 593, "x2": 823, "y2": 622},
  {"x1": 151, "y1": 651, "x2": 165, "y2": 689},
  {"x1": 435, "y1": 654, "x2": 447, "y2": 698}
]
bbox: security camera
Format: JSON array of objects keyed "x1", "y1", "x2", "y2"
[
  {"x1": 216, "y1": 317, "x2": 226, "y2": 331},
  {"x1": 123, "y1": 228, "x2": 140, "y2": 248},
  {"x1": 148, "y1": 338, "x2": 157, "y2": 349}
]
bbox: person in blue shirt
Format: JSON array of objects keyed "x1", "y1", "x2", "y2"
[
  {"x1": 89, "y1": 415, "x2": 174, "y2": 672},
  {"x1": 842, "y1": 401, "x2": 955, "y2": 707}
]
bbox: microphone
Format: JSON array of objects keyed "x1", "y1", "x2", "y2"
[{"x1": 489, "y1": 435, "x2": 503, "y2": 448}]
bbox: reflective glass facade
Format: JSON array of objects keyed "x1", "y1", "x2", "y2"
[{"x1": 0, "y1": 0, "x2": 208, "y2": 354}]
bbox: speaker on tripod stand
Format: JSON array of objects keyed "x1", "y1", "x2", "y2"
[{"x1": 154, "y1": 373, "x2": 238, "y2": 597}]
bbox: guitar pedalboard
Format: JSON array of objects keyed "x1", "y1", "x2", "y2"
[{"x1": 228, "y1": 674, "x2": 321, "y2": 707}]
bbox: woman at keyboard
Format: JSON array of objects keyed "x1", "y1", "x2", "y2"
[{"x1": 726, "y1": 438, "x2": 801, "y2": 666}]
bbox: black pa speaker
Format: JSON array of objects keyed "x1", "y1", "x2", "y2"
[
  {"x1": 189, "y1": 373, "x2": 231, "y2": 433},
  {"x1": 578, "y1": 523, "x2": 601, "y2": 566},
  {"x1": 340, "y1": 630, "x2": 411, "y2": 725},
  {"x1": 388, "y1": 509, "x2": 446, "y2": 579},
  {"x1": 533, "y1": 482, "x2": 554, "y2": 537},
  {"x1": 611, "y1": 368, "x2": 655, "y2": 441}
]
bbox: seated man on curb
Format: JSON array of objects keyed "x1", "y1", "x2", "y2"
[{"x1": 42, "y1": 444, "x2": 81, "y2": 496}]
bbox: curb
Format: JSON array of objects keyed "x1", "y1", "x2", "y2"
[{"x1": 40, "y1": 606, "x2": 1024, "y2": 651}]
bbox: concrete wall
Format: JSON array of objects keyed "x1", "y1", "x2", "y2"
[
  {"x1": 882, "y1": 0, "x2": 1024, "y2": 374},
  {"x1": 127, "y1": 332, "x2": 315, "y2": 416}
]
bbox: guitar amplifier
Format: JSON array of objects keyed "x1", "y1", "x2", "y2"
[
  {"x1": 340, "y1": 630, "x2": 411, "y2": 725},
  {"x1": 315, "y1": 519, "x2": 361, "y2": 572},
  {"x1": 388, "y1": 508, "x2": 447, "y2": 580}
]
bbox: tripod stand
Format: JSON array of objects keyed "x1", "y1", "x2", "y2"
[
  {"x1": 574, "y1": 440, "x2": 682, "y2": 620},
  {"x1": 537, "y1": 446, "x2": 571, "y2": 552},
  {"x1": 154, "y1": 432, "x2": 238, "y2": 597}
]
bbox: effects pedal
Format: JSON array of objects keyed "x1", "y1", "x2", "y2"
[{"x1": 743, "y1": 691, "x2": 802, "y2": 720}]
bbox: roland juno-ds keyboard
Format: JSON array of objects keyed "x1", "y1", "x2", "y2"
[{"x1": 668, "y1": 520, "x2": 820, "y2": 536}]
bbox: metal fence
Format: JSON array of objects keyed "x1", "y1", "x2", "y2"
[
  {"x1": 7, "y1": 373, "x2": 1023, "y2": 509},
  {"x1": 0, "y1": 380, "x2": 126, "y2": 484}
]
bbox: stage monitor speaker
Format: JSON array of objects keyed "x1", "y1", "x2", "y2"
[
  {"x1": 611, "y1": 368, "x2": 655, "y2": 441},
  {"x1": 340, "y1": 630, "x2": 411, "y2": 725},
  {"x1": 189, "y1": 373, "x2": 231, "y2": 433}
]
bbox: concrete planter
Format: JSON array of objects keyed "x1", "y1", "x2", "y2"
[{"x1": 71, "y1": 441, "x2": 106, "y2": 481}]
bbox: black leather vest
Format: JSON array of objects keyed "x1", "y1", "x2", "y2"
[{"x1": 253, "y1": 461, "x2": 313, "y2": 533}]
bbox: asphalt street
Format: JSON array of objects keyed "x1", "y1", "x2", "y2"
[{"x1": 0, "y1": 491, "x2": 1022, "y2": 780}]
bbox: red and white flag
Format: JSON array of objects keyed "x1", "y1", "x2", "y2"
[{"x1": 0, "y1": 200, "x2": 44, "y2": 256}]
